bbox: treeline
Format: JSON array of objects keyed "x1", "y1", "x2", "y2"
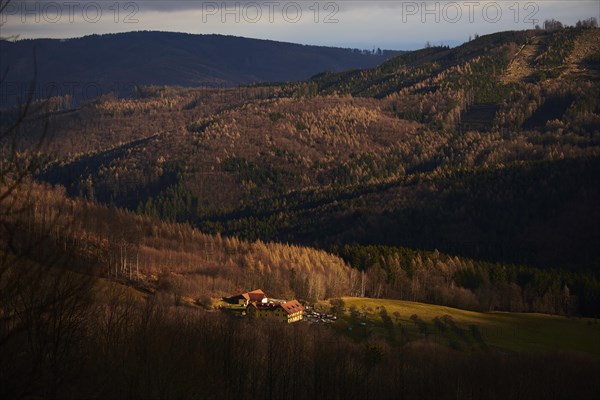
[{"x1": 334, "y1": 244, "x2": 600, "y2": 317}]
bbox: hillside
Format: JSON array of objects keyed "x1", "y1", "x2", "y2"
[
  {"x1": 308, "y1": 28, "x2": 600, "y2": 98},
  {"x1": 335, "y1": 297, "x2": 600, "y2": 356},
  {"x1": 0, "y1": 31, "x2": 398, "y2": 107},
  {"x1": 0, "y1": 180, "x2": 353, "y2": 303}
]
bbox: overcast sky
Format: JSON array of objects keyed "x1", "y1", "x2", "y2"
[{"x1": 2, "y1": 1, "x2": 599, "y2": 49}]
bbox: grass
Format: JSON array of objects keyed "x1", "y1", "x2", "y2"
[
  {"x1": 332, "y1": 297, "x2": 600, "y2": 357},
  {"x1": 213, "y1": 299, "x2": 247, "y2": 314}
]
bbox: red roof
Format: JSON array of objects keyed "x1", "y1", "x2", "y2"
[
  {"x1": 280, "y1": 300, "x2": 305, "y2": 315},
  {"x1": 226, "y1": 289, "x2": 266, "y2": 302},
  {"x1": 247, "y1": 289, "x2": 266, "y2": 301},
  {"x1": 227, "y1": 292, "x2": 250, "y2": 300}
]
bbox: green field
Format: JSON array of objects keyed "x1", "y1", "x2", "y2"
[{"x1": 332, "y1": 297, "x2": 600, "y2": 357}]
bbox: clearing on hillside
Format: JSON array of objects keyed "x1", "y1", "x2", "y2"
[
  {"x1": 337, "y1": 297, "x2": 600, "y2": 357},
  {"x1": 502, "y1": 37, "x2": 542, "y2": 83}
]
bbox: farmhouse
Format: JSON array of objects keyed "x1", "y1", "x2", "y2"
[
  {"x1": 247, "y1": 299, "x2": 305, "y2": 323},
  {"x1": 223, "y1": 289, "x2": 305, "y2": 323},
  {"x1": 223, "y1": 289, "x2": 267, "y2": 306}
]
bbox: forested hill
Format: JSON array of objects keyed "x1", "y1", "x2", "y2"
[
  {"x1": 304, "y1": 28, "x2": 600, "y2": 99},
  {"x1": 0, "y1": 31, "x2": 398, "y2": 107},
  {"x1": 5, "y1": 27, "x2": 600, "y2": 313}
]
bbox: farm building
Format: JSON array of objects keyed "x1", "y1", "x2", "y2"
[
  {"x1": 223, "y1": 289, "x2": 267, "y2": 306},
  {"x1": 247, "y1": 300, "x2": 305, "y2": 323}
]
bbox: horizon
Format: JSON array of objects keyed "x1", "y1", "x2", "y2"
[
  {"x1": 2, "y1": 29, "x2": 407, "y2": 49},
  {"x1": 2, "y1": 1, "x2": 599, "y2": 50},
  {"x1": 1, "y1": 28, "x2": 480, "y2": 51}
]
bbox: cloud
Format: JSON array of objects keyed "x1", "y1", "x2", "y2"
[{"x1": 2, "y1": 1, "x2": 599, "y2": 49}]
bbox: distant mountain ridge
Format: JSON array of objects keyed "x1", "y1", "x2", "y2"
[{"x1": 0, "y1": 31, "x2": 399, "y2": 107}]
